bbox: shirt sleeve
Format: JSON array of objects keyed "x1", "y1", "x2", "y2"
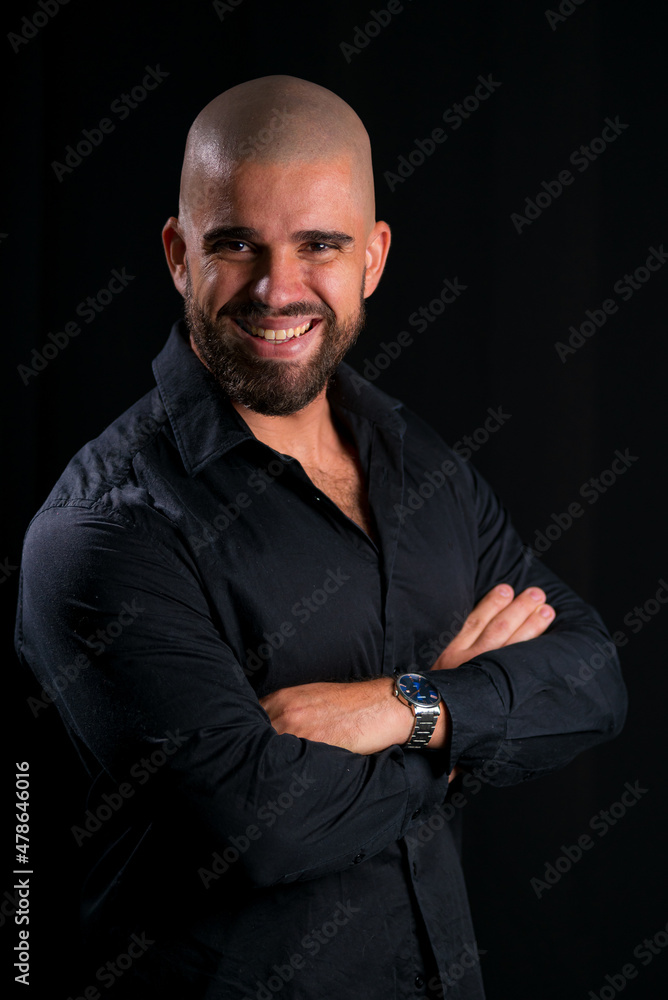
[
  {"x1": 15, "y1": 502, "x2": 450, "y2": 887},
  {"x1": 426, "y1": 460, "x2": 628, "y2": 784}
]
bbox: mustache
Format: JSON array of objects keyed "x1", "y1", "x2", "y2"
[{"x1": 216, "y1": 301, "x2": 335, "y2": 323}]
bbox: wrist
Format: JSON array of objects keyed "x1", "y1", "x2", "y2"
[
  {"x1": 392, "y1": 672, "x2": 448, "y2": 750},
  {"x1": 385, "y1": 677, "x2": 417, "y2": 745},
  {"x1": 427, "y1": 708, "x2": 447, "y2": 750}
]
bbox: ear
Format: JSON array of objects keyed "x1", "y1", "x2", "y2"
[
  {"x1": 162, "y1": 217, "x2": 188, "y2": 296},
  {"x1": 363, "y1": 221, "x2": 392, "y2": 298}
]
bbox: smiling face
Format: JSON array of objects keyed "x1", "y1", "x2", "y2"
[
  {"x1": 163, "y1": 76, "x2": 391, "y2": 416},
  {"x1": 178, "y1": 157, "x2": 375, "y2": 415}
]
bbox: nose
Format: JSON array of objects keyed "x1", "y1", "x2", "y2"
[{"x1": 245, "y1": 247, "x2": 307, "y2": 312}]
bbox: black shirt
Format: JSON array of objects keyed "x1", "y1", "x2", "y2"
[{"x1": 15, "y1": 321, "x2": 627, "y2": 999}]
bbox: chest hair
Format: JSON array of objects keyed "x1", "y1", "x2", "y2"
[{"x1": 302, "y1": 450, "x2": 376, "y2": 540}]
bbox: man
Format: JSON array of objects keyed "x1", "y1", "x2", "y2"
[{"x1": 16, "y1": 76, "x2": 626, "y2": 999}]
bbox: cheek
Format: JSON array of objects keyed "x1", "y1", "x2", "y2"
[
  {"x1": 197, "y1": 263, "x2": 240, "y2": 312},
  {"x1": 308, "y1": 264, "x2": 364, "y2": 313}
]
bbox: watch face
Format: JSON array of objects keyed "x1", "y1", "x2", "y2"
[{"x1": 397, "y1": 673, "x2": 440, "y2": 707}]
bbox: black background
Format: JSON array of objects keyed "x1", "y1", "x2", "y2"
[{"x1": 3, "y1": 0, "x2": 667, "y2": 997}]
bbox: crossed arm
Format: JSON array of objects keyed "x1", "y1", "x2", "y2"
[
  {"x1": 260, "y1": 583, "x2": 556, "y2": 756},
  {"x1": 18, "y1": 486, "x2": 626, "y2": 886}
]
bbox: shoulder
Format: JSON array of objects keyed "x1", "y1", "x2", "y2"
[
  {"x1": 335, "y1": 362, "x2": 488, "y2": 492},
  {"x1": 32, "y1": 388, "x2": 171, "y2": 521}
]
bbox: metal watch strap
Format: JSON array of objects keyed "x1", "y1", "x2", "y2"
[{"x1": 405, "y1": 705, "x2": 441, "y2": 749}]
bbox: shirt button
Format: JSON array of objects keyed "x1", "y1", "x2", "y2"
[
  {"x1": 353, "y1": 853, "x2": 364, "y2": 864},
  {"x1": 414, "y1": 975, "x2": 425, "y2": 989},
  {"x1": 412, "y1": 808, "x2": 421, "y2": 819}
]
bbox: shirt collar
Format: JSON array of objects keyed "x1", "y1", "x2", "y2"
[{"x1": 152, "y1": 320, "x2": 406, "y2": 476}]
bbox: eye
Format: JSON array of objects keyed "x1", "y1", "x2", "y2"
[
  {"x1": 306, "y1": 242, "x2": 338, "y2": 253},
  {"x1": 214, "y1": 240, "x2": 252, "y2": 253}
]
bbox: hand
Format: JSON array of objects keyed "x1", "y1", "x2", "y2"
[
  {"x1": 432, "y1": 584, "x2": 555, "y2": 671},
  {"x1": 260, "y1": 677, "x2": 418, "y2": 755},
  {"x1": 433, "y1": 583, "x2": 555, "y2": 781},
  {"x1": 260, "y1": 584, "x2": 555, "y2": 758}
]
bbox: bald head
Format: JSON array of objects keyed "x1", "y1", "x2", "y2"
[{"x1": 179, "y1": 75, "x2": 376, "y2": 230}]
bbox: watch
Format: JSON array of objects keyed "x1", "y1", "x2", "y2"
[{"x1": 393, "y1": 672, "x2": 442, "y2": 749}]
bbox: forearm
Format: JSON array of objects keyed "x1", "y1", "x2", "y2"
[
  {"x1": 262, "y1": 676, "x2": 450, "y2": 754},
  {"x1": 261, "y1": 584, "x2": 558, "y2": 760},
  {"x1": 424, "y1": 457, "x2": 629, "y2": 783},
  {"x1": 17, "y1": 509, "x2": 456, "y2": 888},
  {"x1": 161, "y1": 720, "x2": 453, "y2": 885},
  {"x1": 431, "y1": 610, "x2": 626, "y2": 783}
]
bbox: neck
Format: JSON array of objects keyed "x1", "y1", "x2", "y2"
[
  {"x1": 231, "y1": 390, "x2": 339, "y2": 467},
  {"x1": 189, "y1": 331, "x2": 342, "y2": 465}
]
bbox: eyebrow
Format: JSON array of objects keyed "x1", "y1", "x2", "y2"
[
  {"x1": 293, "y1": 229, "x2": 354, "y2": 246},
  {"x1": 202, "y1": 226, "x2": 355, "y2": 246}
]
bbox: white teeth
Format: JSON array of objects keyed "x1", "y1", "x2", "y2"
[{"x1": 245, "y1": 320, "x2": 313, "y2": 340}]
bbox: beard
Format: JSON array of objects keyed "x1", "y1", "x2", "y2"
[{"x1": 183, "y1": 270, "x2": 366, "y2": 417}]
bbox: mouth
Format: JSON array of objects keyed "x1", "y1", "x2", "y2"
[{"x1": 233, "y1": 317, "x2": 320, "y2": 342}]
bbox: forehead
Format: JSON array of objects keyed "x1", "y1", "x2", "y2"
[{"x1": 188, "y1": 156, "x2": 363, "y2": 236}]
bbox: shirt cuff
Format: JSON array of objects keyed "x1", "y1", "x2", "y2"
[
  {"x1": 396, "y1": 746, "x2": 452, "y2": 832},
  {"x1": 427, "y1": 663, "x2": 507, "y2": 771}
]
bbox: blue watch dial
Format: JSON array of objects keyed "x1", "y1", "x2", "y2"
[{"x1": 397, "y1": 673, "x2": 440, "y2": 707}]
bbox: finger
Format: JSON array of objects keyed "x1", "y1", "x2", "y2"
[
  {"x1": 446, "y1": 584, "x2": 515, "y2": 650},
  {"x1": 467, "y1": 586, "x2": 547, "y2": 652},
  {"x1": 506, "y1": 602, "x2": 555, "y2": 643}
]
